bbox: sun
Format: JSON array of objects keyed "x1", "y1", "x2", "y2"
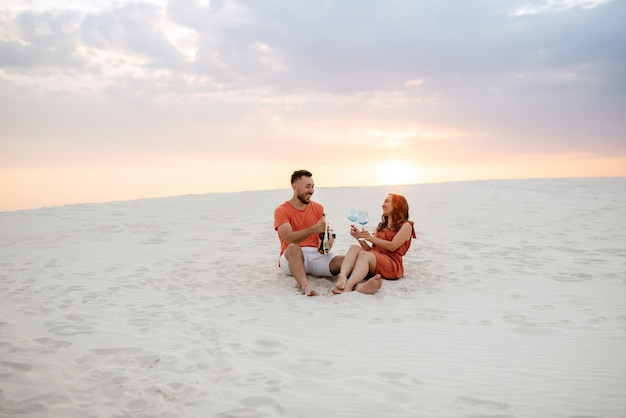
[{"x1": 375, "y1": 161, "x2": 420, "y2": 186}]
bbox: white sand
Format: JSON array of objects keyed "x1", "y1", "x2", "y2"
[{"x1": 1, "y1": 178, "x2": 625, "y2": 417}]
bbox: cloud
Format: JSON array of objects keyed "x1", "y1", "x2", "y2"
[
  {"x1": 2, "y1": 0, "x2": 624, "y2": 95},
  {"x1": 513, "y1": 0, "x2": 613, "y2": 16},
  {"x1": 0, "y1": 0, "x2": 624, "y2": 173},
  {"x1": 0, "y1": 10, "x2": 83, "y2": 68},
  {"x1": 80, "y1": 3, "x2": 186, "y2": 70}
]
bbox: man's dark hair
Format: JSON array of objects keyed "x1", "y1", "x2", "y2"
[{"x1": 291, "y1": 169, "x2": 313, "y2": 184}]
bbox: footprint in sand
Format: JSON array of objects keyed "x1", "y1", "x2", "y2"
[
  {"x1": 252, "y1": 340, "x2": 284, "y2": 357},
  {"x1": 456, "y1": 396, "x2": 512, "y2": 412},
  {"x1": 33, "y1": 337, "x2": 72, "y2": 350},
  {"x1": 551, "y1": 272, "x2": 592, "y2": 282},
  {"x1": 378, "y1": 371, "x2": 423, "y2": 387},
  {"x1": 123, "y1": 399, "x2": 147, "y2": 413},
  {"x1": 0, "y1": 360, "x2": 33, "y2": 371},
  {"x1": 212, "y1": 396, "x2": 287, "y2": 417},
  {"x1": 299, "y1": 358, "x2": 333, "y2": 367},
  {"x1": 532, "y1": 304, "x2": 555, "y2": 311},
  {"x1": 89, "y1": 347, "x2": 145, "y2": 356},
  {"x1": 503, "y1": 314, "x2": 527, "y2": 323},
  {"x1": 48, "y1": 323, "x2": 96, "y2": 336}
]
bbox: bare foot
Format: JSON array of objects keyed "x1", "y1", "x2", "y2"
[
  {"x1": 303, "y1": 285, "x2": 318, "y2": 296},
  {"x1": 355, "y1": 274, "x2": 383, "y2": 295},
  {"x1": 331, "y1": 286, "x2": 344, "y2": 295},
  {"x1": 332, "y1": 275, "x2": 348, "y2": 294}
]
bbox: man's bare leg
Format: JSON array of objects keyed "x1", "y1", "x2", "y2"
[
  {"x1": 284, "y1": 244, "x2": 317, "y2": 296},
  {"x1": 329, "y1": 255, "x2": 344, "y2": 276},
  {"x1": 302, "y1": 284, "x2": 317, "y2": 296},
  {"x1": 355, "y1": 274, "x2": 383, "y2": 295}
]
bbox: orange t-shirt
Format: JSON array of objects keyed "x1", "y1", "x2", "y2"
[{"x1": 274, "y1": 201, "x2": 324, "y2": 256}]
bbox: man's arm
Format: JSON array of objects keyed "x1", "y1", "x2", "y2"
[{"x1": 276, "y1": 220, "x2": 324, "y2": 245}]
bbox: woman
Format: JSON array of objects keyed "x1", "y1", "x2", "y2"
[{"x1": 333, "y1": 193, "x2": 415, "y2": 295}]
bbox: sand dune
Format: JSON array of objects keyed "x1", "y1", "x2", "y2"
[{"x1": 1, "y1": 178, "x2": 625, "y2": 417}]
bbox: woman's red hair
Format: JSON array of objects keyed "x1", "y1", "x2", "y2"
[{"x1": 376, "y1": 194, "x2": 410, "y2": 232}]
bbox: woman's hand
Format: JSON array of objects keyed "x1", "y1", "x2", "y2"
[
  {"x1": 351, "y1": 225, "x2": 373, "y2": 248},
  {"x1": 361, "y1": 229, "x2": 374, "y2": 241},
  {"x1": 351, "y1": 225, "x2": 373, "y2": 241}
]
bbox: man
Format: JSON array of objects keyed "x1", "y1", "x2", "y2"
[{"x1": 274, "y1": 169, "x2": 343, "y2": 296}]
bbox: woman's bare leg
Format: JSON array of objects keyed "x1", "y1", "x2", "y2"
[
  {"x1": 343, "y1": 251, "x2": 377, "y2": 292},
  {"x1": 334, "y1": 245, "x2": 362, "y2": 292},
  {"x1": 355, "y1": 274, "x2": 383, "y2": 294}
]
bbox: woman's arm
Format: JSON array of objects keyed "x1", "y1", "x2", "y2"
[
  {"x1": 364, "y1": 222, "x2": 412, "y2": 252},
  {"x1": 350, "y1": 224, "x2": 372, "y2": 250}
]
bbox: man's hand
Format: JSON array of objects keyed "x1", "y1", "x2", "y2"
[{"x1": 314, "y1": 217, "x2": 327, "y2": 234}]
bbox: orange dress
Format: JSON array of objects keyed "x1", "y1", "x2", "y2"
[{"x1": 372, "y1": 221, "x2": 415, "y2": 279}]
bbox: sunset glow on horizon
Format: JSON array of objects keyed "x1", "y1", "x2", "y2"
[{"x1": 1, "y1": 0, "x2": 624, "y2": 211}]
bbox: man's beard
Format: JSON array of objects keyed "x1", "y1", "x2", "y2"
[{"x1": 297, "y1": 192, "x2": 311, "y2": 205}]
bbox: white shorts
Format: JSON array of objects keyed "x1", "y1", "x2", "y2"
[{"x1": 280, "y1": 246, "x2": 337, "y2": 277}]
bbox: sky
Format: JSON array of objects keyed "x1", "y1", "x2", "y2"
[{"x1": 1, "y1": 0, "x2": 625, "y2": 211}]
